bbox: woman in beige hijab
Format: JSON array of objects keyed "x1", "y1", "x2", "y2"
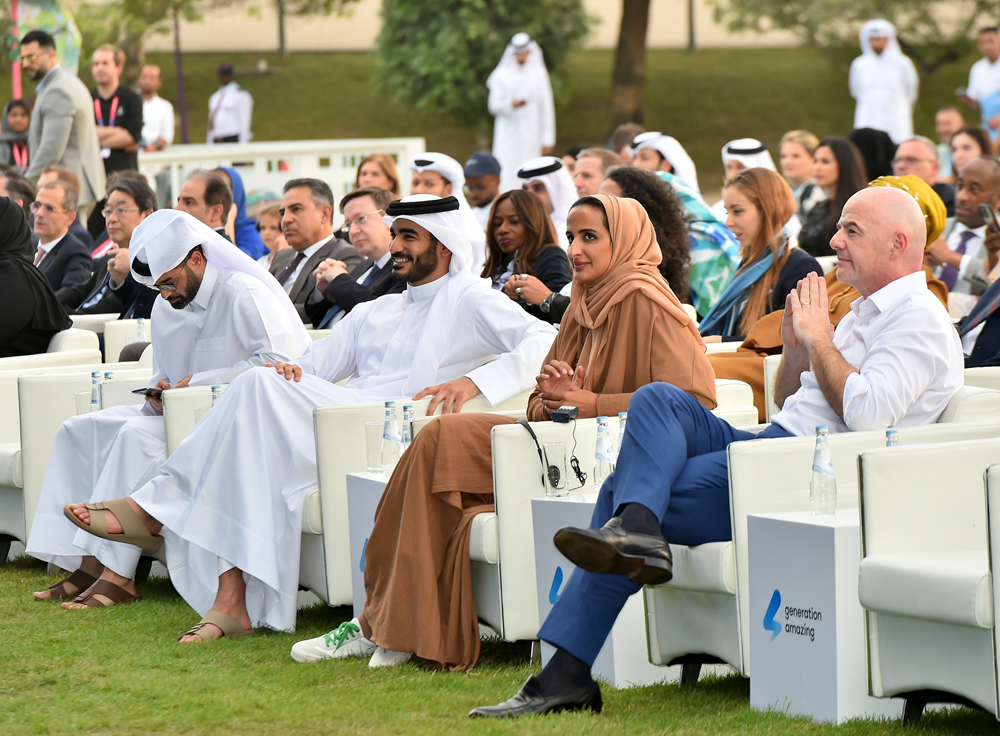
[{"x1": 291, "y1": 194, "x2": 717, "y2": 671}]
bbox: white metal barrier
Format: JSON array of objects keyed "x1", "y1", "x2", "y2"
[{"x1": 138, "y1": 138, "x2": 426, "y2": 211}]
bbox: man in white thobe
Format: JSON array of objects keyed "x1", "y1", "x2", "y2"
[
  {"x1": 68, "y1": 194, "x2": 557, "y2": 641},
  {"x1": 27, "y1": 210, "x2": 309, "y2": 608},
  {"x1": 517, "y1": 156, "x2": 578, "y2": 249},
  {"x1": 409, "y1": 153, "x2": 488, "y2": 275},
  {"x1": 489, "y1": 33, "x2": 556, "y2": 194},
  {"x1": 849, "y1": 19, "x2": 919, "y2": 144}
]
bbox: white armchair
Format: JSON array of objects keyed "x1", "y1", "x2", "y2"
[
  {"x1": 858, "y1": 440, "x2": 1000, "y2": 723},
  {"x1": 47, "y1": 328, "x2": 100, "y2": 354},
  {"x1": 104, "y1": 319, "x2": 151, "y2": 365},
  {"x1": 645, "y1": 385, "x2": 1000, "y2": 687},
  {"x1": 69, "y1": 313, "x2": 121, "y2": 334}
]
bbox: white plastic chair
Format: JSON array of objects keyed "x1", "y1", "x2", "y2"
[
  {"x1": 104, "y1": 319, "x2": 151, "y2": 365},
  {"x1": 69, "y1": 313, "x2": 121, "y2": 334}
]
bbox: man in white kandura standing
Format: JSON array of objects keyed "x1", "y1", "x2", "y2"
[{"x1": 849, "y1": 19, "x2": 919, "y2": 144}]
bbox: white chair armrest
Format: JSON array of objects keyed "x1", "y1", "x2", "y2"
[
  {"x1": 47, "y1": 328, "x2": 100, "y2": 353},
  {"x1": 69, "y1": 313, "x2": 121, "y2": 334},
  {"x1": 705, "y1": 342, "x2": 740, "y2": 354},
  {"x1": 163, "y1": 386, "x2": 216, "y2": 456}
]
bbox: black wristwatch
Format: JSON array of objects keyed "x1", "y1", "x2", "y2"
[{"x1": 539, "y1": 293, "x2": 556, "y2": 314}]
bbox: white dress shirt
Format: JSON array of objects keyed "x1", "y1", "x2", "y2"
[
  {"x1": 34, "y1": 232, "x2": 67, "y2": 266},
  {"x1": 206, "y1": 82, "x2": 254, "y2": 143},
  {"x1": 282, "y1": 237, "x2": 330, "y2": 295},
  {"x1": 771, "y1": 270, "x2": 963, "y2": 436},
  {"x1": 140, "y1": 94, "x2": 175, "y2": 148}
]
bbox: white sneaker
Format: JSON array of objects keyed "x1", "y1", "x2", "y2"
[
  {"x1": 368, "y1": 647, "x2": 413, "y2": 668},
  {"x1": 290, "y1": 618, "x2": 377, "y2": 662}
]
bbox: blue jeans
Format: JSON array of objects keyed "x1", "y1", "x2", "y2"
[{"x1": 537, "y1": 382, "x2": 790, "y2": 666}]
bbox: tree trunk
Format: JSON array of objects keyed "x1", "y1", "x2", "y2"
[
  {"x1": 277, "y1": 0, "x2": 288, "y2": 58},
  {"x1": 610, "y1": 0, "x2": 651, "y2": 128}
]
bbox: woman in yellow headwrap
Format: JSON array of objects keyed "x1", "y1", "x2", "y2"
[{"x1": 710, "y1": 175, "x2": 949, "y2": 420}]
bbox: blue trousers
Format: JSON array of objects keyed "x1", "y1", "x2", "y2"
[{"x1": 537, "y1": 382, "x2": 790, "y2": 666}]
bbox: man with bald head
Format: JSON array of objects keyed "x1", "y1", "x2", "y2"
[{"x1": 473, "y1": 185, "x2": 965, "y2": 718}]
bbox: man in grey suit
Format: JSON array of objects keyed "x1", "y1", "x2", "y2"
[
  {"x1": 270, "y1": 178, "x2": 361, "y2": 323},
  {"x1": 20, "y1": 30, "x2": 106, "y2": 217}
]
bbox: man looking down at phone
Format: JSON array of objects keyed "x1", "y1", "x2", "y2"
[
  {"x1": 64, "y1": 194, "x2": 556, "y2": 643},
  {"x1": 924, "y1": 156, "x2": 1000, "y2": 302},
  {"x1": 27, "y1": 210, "x2": 310, "y2": 608},
  {"x1": 472, "y1": 185, "x2": 963, "y2": 717}
]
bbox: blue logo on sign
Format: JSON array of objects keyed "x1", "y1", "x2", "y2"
[
  {"x1": 763, "y1": 589, "x2": 782, "y2": 641},
  {"x1": 549, "y1": 566, "x2": 564, "y2": 604},
  {"x1": 360, "y1": 538, "x2": 368, "y2": 572}
]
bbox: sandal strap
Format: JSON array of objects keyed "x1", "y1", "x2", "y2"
[
  {"x1": 180, "y1": 610, "x2": 251, "y2": 642},
  {"x1": 86, "y1": 499, "x2": 153, "y2": 540},
  {"x1": 72, "y1": 579, "x2": 140, "y2": 608},
  {"x1": 181, "y1": 621, "x2": 220, "y2": 642},
  {"x1": 47, "y1": 568, "x2": 98, "y2": 597}
]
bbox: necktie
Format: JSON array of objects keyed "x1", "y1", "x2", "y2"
[
  {"x1": 940, "y1": 230, "x2": 977, "y2": 291},
  {"x1": 318, "y1": 263, "x2": 381, "y2": 329},
  {"x1": 80, "y1": 276, "x2": 111, "y2": 309},
  {"x1": 34, "y1": 248, "x2": 45, "y2": 266},
  {"x1": 276, "y1": 252, "x2": 306, "y2": 286},
  {"x1": 961, "y1": 277, "x2": 1000, "y2": 336}
]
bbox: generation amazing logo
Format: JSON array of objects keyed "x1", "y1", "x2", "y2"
[{"x1": 763, "y1": 590, "x2": 822, "y2": 642}]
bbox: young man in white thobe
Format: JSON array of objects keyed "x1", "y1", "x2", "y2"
[
  {"x1": 517, "y1": 156, "x2": 578, "y2": 249},
  {"x1": 66, "y1": 195, "x2": 558, "y2": 642},
  {"x1": 409, "y1": 153, "x2": 488, "y2": 274},
  {"x1": 488, "y1": 33, "x2": 556, "y2": 194},
  {"x1": 27, "y1": 210, "x2": 310, "y2": 608},
  {"x1": 849, "y1": 19, "x2": 919, "y2": 144}
]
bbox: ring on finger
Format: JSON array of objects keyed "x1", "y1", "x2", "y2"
[{"x1": 520, "y1": 273, "x2": 528, "y2": 281}]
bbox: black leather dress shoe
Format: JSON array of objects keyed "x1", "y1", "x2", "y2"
[
  {"x1": 553, "y1": 516, "x2": 672, "y2": 585},
  {"x1": 469, "y1": 675, "x2": 602, "y2": 717}
]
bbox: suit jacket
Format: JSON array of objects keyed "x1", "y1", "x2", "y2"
[
  {"x1": 304, "y1": 256, "x2": 406, "y2": 328},
  {"x1": 965, "y1": 278, "x2": 1000, "y2": 368},
  {"x1": 269, "y1": 237, "x2": 362, "y2": 323},
  {"x1": 36, "y1": 231, "x2": 94, "y2": 303},
  {"x1": 24, "y1": 66, "x2": 106, "y2": 206}
]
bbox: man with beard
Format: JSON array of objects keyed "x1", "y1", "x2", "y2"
[
  {"x1": 27, "y1": 210, "x2": 310, "y2": 609},
  {"x1": 65, "y1": 194, "x2": 557, "y2": 642}
]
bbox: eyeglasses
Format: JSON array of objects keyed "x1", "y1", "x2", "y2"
[
  {"x1": 342, "y1": 209, "x2": 384, "y2": 231},
  {"x1": 153, "y1": 281, "x2": 178, "y2": 292},
  {"x1": 891, "y1": 156, "x2": 934, "y2": 167},
  {"x1": 30, "y1": 201, "x2": 68, "y2": 215},
  {"x1": 102, "y1": 206, "x2": 140, "y2": 219},
  {"x1": 18, "y1": 53, "x2": 39, "y2": 64}
]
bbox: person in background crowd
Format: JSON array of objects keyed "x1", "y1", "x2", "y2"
[
  {"x1": 32, "y1": 181, "x2": 92, "y2": 301},
  {"x1": 517, "y1": 156, "x2": 578, "y2": 250},
  {"x1": 256, "y1": 202, "x2": 289, "y2": 266},
  {"x1": 936, "y1": 106, "x2": 966, "y2": 183},
  {"x1": 488, "y1": 32, "x2": 556, "y2": 193},
  {"x1": 0, "y1": 170, "x2": 35, "y2": 222},
  {"x1": 175, "y1": 170, "x2": 233, "y2": 241},
  {"x1": 0, "y1": 101, "x2": 31, "y2": 172},
  {"x1": 779, "y1": 130, "x2": 827, "y2": 218},
  {"x1": 90, "y1": 44, "x2": 143, "y2": 178},
  {"x1": 207, "y1": 63, "x2": 253, "y2": 144},
  {"x1": 610, "y1": 123, "x2": 644, "y2": 164},
  {"x1": 849, "y1": 19, "x2": 919, "y2": 143},
  {"x1": 20, "y1": 30, "x2": 106, "y2": 219},
  {"x1": 561, "y1": 146, "x2": 584, "y2": 174},
  {"x1": 847, "y1": 127, "x2": 895, "y2": 179},
  {"x1": 892, "y1": 136, "x2": 956, "y2": 217},
  {"x1": 798, "y1": 137, "x2": 868, "y2": 257},
  {"x1": 37, "y1": 165, "x2": 95, "y2": 251},
  {"x1": 464, "y1": 151, "x2": 502, "y2": 230},
  {"x1": 483, "y1": 189, "x2": 571, "y2": 320},
  {"x1": 573, "y1": 148, "x2": 623, "y2": 197},
  {"x1": 306, "y1": 186, "x2": 405, "y2": 328},
  {"x1": 629, "y1": 132, "x2": 700, "y2": 193},
  {"x1": 137, "y1": 64, "x2": 175, "y2": 209},
  {"x1": 355, "y1": 153, "x2": 401, "y2": 198},
  {"x1": 599, "y1": 165, "x2": 691, "y2": 303},
  {"x1": 215, "y1": 167, "x2": 266, "y2": 260},
  {"x1": 0, "y1": 197, "x2": 72, "y2": 357},
  {"x1": 700, "y1": 168, "x2": 822, "y2": 341},
  {"x1": 711, "y1": 138, "x2": 780, "y2": 222},
  {"x1": 951, "y1": 126, "x2": 994, "y2": 177},
  {"x1": 960, "y1": 27, "x2": 1000, "y2": 144}
]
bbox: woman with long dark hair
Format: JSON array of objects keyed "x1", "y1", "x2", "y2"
[
  {"x1": 482, "y1": 189, "x2": 571, "y2": 320},
  {"x1": 798, "y1": 137, "x2": 868, "y2": 257}
]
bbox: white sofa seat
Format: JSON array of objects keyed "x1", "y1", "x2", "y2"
[
  {"x1": 859, "y1": 551, "x2": 993, "y2": 629},
  {"x1": 302, "y1": 487, "x2": 322, "y2": 534},
  {"x1": 0, "y1": 443, "x2": 22, "y2": 489},
  {"x1": 666, "y1": 542, "x2": 735, "y2": 595},
  {"x1": 469, "y1": 512, "x2": 499, "y2": 564},
  {"x1": 47, "y1": 328, "x2": 100, "y2": 353}
]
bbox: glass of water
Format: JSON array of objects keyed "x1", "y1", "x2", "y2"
[{"x1": 365, "y1": 422, "x2": 384, "y2": 475}]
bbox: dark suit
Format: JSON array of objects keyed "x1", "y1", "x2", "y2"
[
  {"x1": 70, "y1": 265, "x2": 156, "y2": 319},
  {"x1": 35, "y1": 231, "x2": 94, "y2": 303},
  {"x1": 304, "y1": 256, "x2": 406, "y2": 328},
  {"x1": 269, "y1": 236, "x2": 362, "y2": 323},
  {"x1": 963, "y1": 278, "x2": 1000, "y2": 367}
]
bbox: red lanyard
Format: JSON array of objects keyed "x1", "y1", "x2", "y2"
[
  {"x1": 94, "y1": 96, "x2": 119, "y2": 127},
  {"x1": 11, "y1": 143, "x2": 27, "y2": 169}
]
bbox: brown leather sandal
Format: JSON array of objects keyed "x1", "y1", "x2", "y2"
[
  {"x1": 63, "y1": 498, "x2": 163, "y2": 552},
  {"x1": 180, "y1": 610, "x2": 253, "y2": 643},
  {"x1": 66, "y1": 579, "x2": 142, "y2": 609},
  {"x1": 35, "y1": 568, "x2": 99, "y2": 601}
]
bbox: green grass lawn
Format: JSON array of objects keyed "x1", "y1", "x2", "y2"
[
  {"x1": 2, "y1": 554, "x2": 999, "y2": 735},
  {"x1": 2, "y1": 46, "x2": 974, "y2": 190}
]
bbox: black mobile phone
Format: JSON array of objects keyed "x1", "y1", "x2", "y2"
[
  {"x1": 131, "y1": 387, "x2": 163, "y2": 399},
  {"x1": 979, "y1": 204, "x2": 1000, "y2": 232},
  {"x1": 551, "y1": 405, "x2": 580, "y2": 423}
]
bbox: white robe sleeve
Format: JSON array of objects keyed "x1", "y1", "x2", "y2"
[
  {"x1": 903, "y1": 57, "x2": 919, "y2": 106},
  {"x1": 848, "y1": 57, "x2": 861, "y2": 101},
  {"x1": 463, "y1": 290, "x2": 557, "y2": 406},
  {"x1": 294, "y1": 301, "x2": 372, "y2": 382},
  {"x1": 488, "y1": 74, "x2": 515, "y2": 117},
  {"x1": 539, "y1": 74, "x2": 556, "y2": 149}
]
